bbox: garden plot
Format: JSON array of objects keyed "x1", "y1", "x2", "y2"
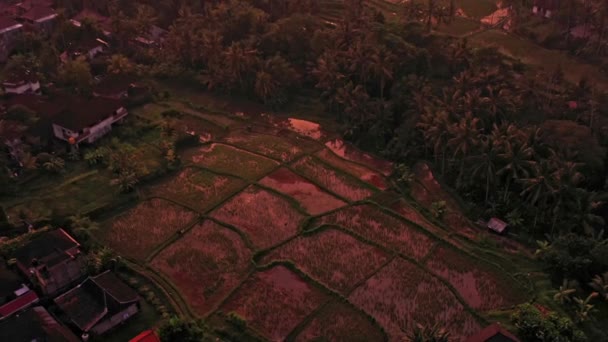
[
  {"x1": 259, "y1": 168, "x2": 346, "y2": 215},
  {"x1": 292, "y1": 156, "x2": 374, "y2": 201},
  {"x1": 295, "y1": 301, "x2": 385, "y2": 342},
  {"x1": 325, "y1": 139, "x2": 393, "y2": 176},
  {"x1": 100, "y1": 198, "x2": 197, "y2": 261},
  {"x1": 315, "y1": 148, "x2": 389, "y2": 190},
  {"x1": 210, "y1": 186, "x2": 305, "y2": 250},
  {"x1": 151, "y1": 220, "x2": 253, "y2": 316},
  {"x1": 223, "y1": 130, "x2": 306, "y2": 162},
  {"x1": 349, "y1": 258, "x2": 481, "y2": 341},
  {"x1": 426, "y1": 246, "x2": 526, "y2": 311},
  {"x1": 183, "y1": 143, "x2": 279, "y2": 180},
  {"x1": 317, "y1": 204, "x2": 435, "y2": 260},
  {"x1": 219, "y1": 265, "x2": 329, "y2": 341},
  {"x1": 259, "y1": 228, "x2": 390, "y2": 294},
  {"x1": 145, "y1": 168, "x2": 246, "y2": 212}
]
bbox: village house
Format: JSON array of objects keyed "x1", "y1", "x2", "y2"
[
  {"x1": 52, "y1": 97, "x2": 128, "y2": 144},
  {"x1": 0, "y1": 306, "x2": 79, "y2": 341},
  {"x1": 467, "y1": 323, "x2": 520, "y2": 342},
  {"x1": 0, "y1": 261, "x2": 39, "y2": 320},
  {"x1": 133, "y1": 25, "x2": 168, "y2": 49},
  {"x1": 54, "y1": 270, "x2": 140, "y2": 338},
  {"x1": 13, "y1": 228, "x2": 85, "y2": 296},
  {"x1": 487, "y1": 217, "x2": 509, "y2": 235},
  {"x1": 18, "y1": 5, "x2": 58, "y2": 35},
  {"x1": 532, "y1": 0, "x2": 560, "y2": 19},
  {"x1": 0, "y1": 16, "x2": 23, "y2": 62},
  {"x1": 70, "y1": 9, "x2": 113, "y2": 37},
  {"x1": 62, "y1": 37, "x2": 109, "y2": 62},
  {"x1": 2, "y1": 69, "x2": 41, "y2": 95}
]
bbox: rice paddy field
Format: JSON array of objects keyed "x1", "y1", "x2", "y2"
[{"x1": 76, "y1": 93, "x2": 532, "y2": 341}]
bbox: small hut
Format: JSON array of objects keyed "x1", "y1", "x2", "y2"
[{"x1": 487, "y1": 217, "x2": 508, "y2": 234}]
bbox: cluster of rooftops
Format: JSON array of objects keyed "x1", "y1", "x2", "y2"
[{"x1": 0, "y1": 228, "x2": 159, "y2": 341}]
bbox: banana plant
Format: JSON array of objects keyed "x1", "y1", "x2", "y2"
[
  {"x1": 554, "y1": 279, "x2": 576, "y2": 305},
  {"x1": 589, "y1": 273, "x2": 608, "y2": 301},
  {"x1": 573, "y1": 292, "x2": 598, "y2": 323}
]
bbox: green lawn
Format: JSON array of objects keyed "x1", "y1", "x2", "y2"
[
  {"x1": 166, "y1": 101, "x2": 238, "y2": 129},
  {"x1": 131, "y1": 103, "x2": 171, "y2": 124}
]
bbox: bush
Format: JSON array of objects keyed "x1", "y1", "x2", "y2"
[{"x1": 511, "y1": 304, "x2": 586, "y2": 342}]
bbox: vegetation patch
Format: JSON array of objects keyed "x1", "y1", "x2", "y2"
[
  {"x1": 219, "y1": 265, "x2": 329, "y2": 341},
  {"x1": 259, "y1": 228, "x2": 390, "y2": 294},
  {"x1": 259, "y1": 168, "x2": 346, "y2": 215},
  {"x1": 315, "y1": 149, "x2": 389, "y2": 190},
  {"x1": 167, "y1": 101, "x2": 238, "y2": 128},
  {"x1": 182, "y1": 143, "x2": 279, "y2": 180},
  {"x1": 425, "y1": 246, "x2": 526, "y2": 310},
  {"x1": 150, "y1": 220, "x2": 253, "y2": 316},
  {"x1": 176, "y1": 114, "x2": 226, "y2": 141},
  {"x1": 317, "y1": 204, "x2": 435, "y2": 260},
  {"x1": 325, "y1": 139, "x2": 393, "y2": 176},
  {"x1": 349, "y1": 258, "x2": 481, "y2": 341},
  {"x1": 210, "y1": 186, "x2": 304, "y2": 250},
  {"x1": 131, "y1": 103, "x2": 170, "y2": 123},
  {"x1": 292, "y1": 156, "x2": 374, "y2": 201},
  {"x1": 294, "y1": 301, "x2": 386, "y2": 342},
  {"x1": 100, "y1": 198, "x2": 197, "y2": 261},
  {"x1": 144, "y1": 167, "x2": 246, "y2": 212},
  {"x1": 223, "y1": 130, "x2": 306, "y2": 162}
]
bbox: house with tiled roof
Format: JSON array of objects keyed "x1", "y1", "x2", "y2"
[
  {"x1": 0, "y1": 260, "x2": 39, "y2": 320},
  {"x1": 467, "y1": 323, "x2": 520, "y2": 342},
  {"x1": 2, "y1": 69, "x2": 41, "y2": 95},
  {"x1": 51, "y1": 96, "x2": 128, "y2": 144},
  {"x1": 0, "y1": 16, "x2": 23, "y2": 61},
  {"x1": 70, "y1": 9, "x2": 112, "y2": 37},
  {"x1": 18, "y1": 5, "x2": 58, "y2": 34},
  {"x1": 0, "y1": 306, "x2": 79, "y2": 342},
  {"x1": 55, "y1": 270, "x2": 140, "y2": 336},
  {"x1": 13, "y1": 229, "x2": 85, "y2": 296},
  {"x1": 61, "y1": 37, "x2": 109, "y2": 62}
]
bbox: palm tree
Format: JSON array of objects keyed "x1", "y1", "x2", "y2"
[
  {"x1": 416, "y1": 109, "x2": 450, "y2": 174},
  {"x1": 497, "y1": 140, "x2": 534, "y2": 203},
  {"x1": 566, "y1": 189, "x2": 605, "y2": 236},
  {"x1": 468, "y1": 136, "x2": 500, "y2": 203},
  {"x1": 368, "y1": 48, "x2": 395, "y2": 99},
  {"x1": 223, "y1": 42, "x2": 258, "y2": 89},
  {"x1": 43, "y1": 156, "x2": 65, "y2": 174},
  {"x1": 447, "y1": 112, "x2": 481, "y2": 187},
  {"x1": 519, "y1": 157, "x2": 558, "y2": 230},
  {"x1": 554, "y1": 279, "x2": 577, "y2": 305},
  {"x1": 573, "y1": 292, "x2": 598, "y2": 323},
  {"x1": 590, "y1": 273, "x2": 608, "y2": 301}
]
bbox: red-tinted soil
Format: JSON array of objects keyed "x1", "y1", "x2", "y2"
[
  {"x1": 317, "y1": 204, "x2": 435, "y2": 260},
  {"x1": 219, "y1": 265, "x2": 329, "y2": 341},
  {"x1": 295, "y1": 301, "x2": 386, "y2": 342},
  {"x1": 210, "y1": 186, "x2": 304, "y2": 250},
  {"x1": 259, "y1": 168, "x2": 347, "y2": 215},
  {"x1": 259, "y1": 228, "x2": 390, "y2": 294},
  {"x1": 101, "y1": 199, "x2": 197, "y2": 261},
  {"x1": 292, "y1": 156, "x2": 374, "y2": 201},
  {"x1": 325, "y1": 139, "x2": 393, "y2": 176},
  {"x1": 151, "y1": 220, "x2": 253, "y2": 316},
  {"x1": 425, "y1": 246, "x2": 526, "y2": 311},
  {"x1": 349, "y1": 258, "x2": 481, "y2": 341},
  {"x1": 315, "y1": 149, "x2": 389, "y2": 190}
]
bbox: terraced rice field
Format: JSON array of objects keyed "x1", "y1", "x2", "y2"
[
  {"x1": 224, "y1": 130, "x2": 313, "y2": 162},
  {"x1": 183, "y1": 143, "x2": 279, "y2": 180},
  {"x1": 145, "y1": 167, "x2": 246, "y2": 212},
  {"x1": 151, "y1": 220, "x2": 253, "y2": 316},
  {"x1": 349, "y1": 258, "x2": 481, "y2": 341},
  {"x1": 325, "y1": 139, "x2": 393, "y2": 176},
  {"x1": 317, "y1": 204, "x2": 436, "y2": 260},
  {"x1": 259, "y1": 168, "x2": 346, "y2": 215},
  {"x1": 259, "y1": 228, "x2": 390, "y2": 294},
  {"x1": 210, "y1": 186, "x2": 305, "y2": 250},
  {"x1": 100, "y1": 199, "x2": 197, "y2": 261},
  {"x1": 292, "y1": 156, "x2": 374, "y2": 201},
  {"x1": 315, "y1": 148, "x2": 389, "y2": 190},
  {"x1": 219, "y1": 265, "x2": 330, "y2": 341}
]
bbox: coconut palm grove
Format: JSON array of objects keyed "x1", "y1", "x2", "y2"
[{"x1": 1, "y1": 0, "x2": 608, "y2": 341}]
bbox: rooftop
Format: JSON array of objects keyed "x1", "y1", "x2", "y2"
[
  {"x1": 55, "y1": 271, "x2": 139, "y2": 332},
  {"x1": 0, "y1": 16, "x2": 22, "y2": 32},
  {"x1": 467, "y1": 323, "x2": 520, "y2": 342},
  {"x1": 0, "y1": 306, "x2": 79, "y2": 342},
  {"x1": 13, "y1": 228, "x2": 80, "y2": 269},
  {"x1": 20, "y1": 5, "x2": 57, "y2": 23},
  {"x1": 53, "y1": 97, "x2": 125, "y2": 132},
  {"x1": 130, "y1": 330, "x2": 161, "y2": 342}
]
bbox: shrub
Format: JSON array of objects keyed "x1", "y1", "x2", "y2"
[{"x1": 511, "y1": 304, "x2": 586, "y2": 342}]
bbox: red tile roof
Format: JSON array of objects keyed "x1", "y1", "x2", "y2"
[
  {"x1": 0, "y1": 16, "x2": 22, "y2": 31},
  {"x1": 0, "y1": 290, "x2": 39, "y2": 318},
  {"x1": 130, "y1": 330, "x2": 161, "y2": 342},
  {"x1": 467, "y1": 323, "x2": 520, "y2": 342}
]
